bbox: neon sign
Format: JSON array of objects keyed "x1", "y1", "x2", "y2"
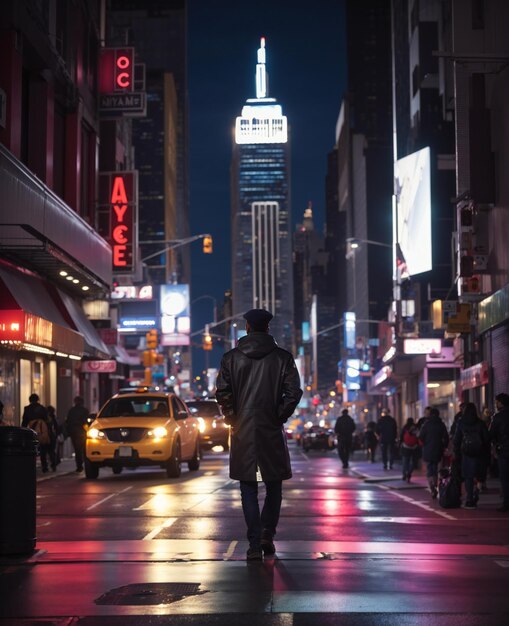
[
  {"x1": 99, "y1": 171, "x2": 138, "y2": 274},
  {"x1": 99, "y1": 48, "x2": 134, "y2": 94}
]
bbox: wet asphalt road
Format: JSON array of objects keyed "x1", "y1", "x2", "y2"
[{"x1": 1, "y1": 443, "x2": 509, "y2": 625}]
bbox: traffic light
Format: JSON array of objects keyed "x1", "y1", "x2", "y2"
[
  {"x1": 203, "y1": 333, "x2": 213, "y2": 351},
  {"x1": 142, "y1": 350, "x2": 157, "y2": 367},
  {"x1": 203, "y1": 235, "x2": 213, "y2": 254},
  {"x1": 146, "y1": 329, "x2": 158, "y2": 349}
]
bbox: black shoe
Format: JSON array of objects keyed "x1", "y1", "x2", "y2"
[
  {"x1": 431, "y1": 488, "x2": 438, "y2": 499},
  {"x1": 76, "y1": 467, "x2": 83, "y2": 473},
  {"x1": 261, "y1": 529, "x2": 276, "y2": 555},
  {"x1": 464, "y1": 501, "x2": 477, "y2": 509},
  {"x1": 246, "y1": 547, "x2": 263, "y2": 561}
]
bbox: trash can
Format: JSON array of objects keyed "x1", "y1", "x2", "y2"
[{"x1": 0, "y1": 426, "x2": 38, "y2": 555}]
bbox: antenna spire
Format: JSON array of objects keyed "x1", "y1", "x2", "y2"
[{"x1": 255, "y1": 37, "x2": 268, "y2": 98}]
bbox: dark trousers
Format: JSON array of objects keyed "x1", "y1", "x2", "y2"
[
  {"x1": 381, "y1": 442, "x2": 394, "y2": 468},
  {"x1": 70, "y1": 431, "x2": 86, "y2": 469},
  {"x1": 337, "y1": 440, "x2": 352, "y2": 468},
  {"x1": 39, "y1": 444, "x2": 56, "y2": 471},
  {"x1": 239, "y1": 480, "x2": 282, "y2": 548},
  {"x1": 402, "y1": 448, "x2": 418, "y2": 478},
  {"x1": 498, "y1": 456, "x2": 509, "y2": 506}
]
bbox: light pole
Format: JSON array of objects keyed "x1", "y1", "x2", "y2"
[
  {"x1": 140, "y1": 233, "x2": 212, "y2": 283},
  {"x1": 191, "y1": 294, "x2": 217, "y2": 324}
]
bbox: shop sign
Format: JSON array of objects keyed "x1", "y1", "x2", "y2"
[
  {"x1": 119, "y1": 317, "x2": 157, "y2": 331},
  {"x1": 371, "y1": 365, "x2": 392, "y2": 387},
  {"x1": 111, "y1": 285, "x2": 153, "y2": 300},
  {"x1": 81, "y1": 360, "x2": 117, "y2": 373},
  {"x1": 99, "y1": 48, "x2": 135, "y2": 94},
  {"x1": 161, "y1": 333, "x2": 190, "y2": 347},
  {"x1": 446, "y1": 302, "x2": 471, "y2": 334},
  {"x1": 403, "y1": 338, "x2": 441, "y2": 355},
  {"x1": 0, "y1": 310, "x2": 24, "y2": 340},
  {"x1": 99, "y1": 172, "x2": 138, "y2": 274},
  {"x1": 460, "y1": 361, "x2": 489, "y2": 390}
]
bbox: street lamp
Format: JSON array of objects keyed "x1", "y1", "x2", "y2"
[{"x1": 192, "y1": 294, "x2": 217, "y2": 324}]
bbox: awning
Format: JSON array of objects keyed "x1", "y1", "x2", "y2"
[
  {"x1": 56, "y1": 289, "x2": 110, "y2": 359},
  {"x1": 0, "y1": 264, "x2": 84, "y2": 357},
  {"x1": 109, "y1": 344, "x2": 140, "y2": 366}
]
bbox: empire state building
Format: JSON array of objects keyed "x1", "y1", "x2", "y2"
[{"x1": 231, "y1": 38, "x2": 294, "y2": 349}]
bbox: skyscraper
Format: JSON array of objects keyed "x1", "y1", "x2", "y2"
[{"x1": 231, "y1": 38, "x2": 293, "y2": 349}]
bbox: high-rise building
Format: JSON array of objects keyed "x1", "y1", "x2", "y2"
[
  {"x1": 107, "y1": 0, "x2": 189, "y2": 285},
  {"x1": 231, "y1": 38, "x2": 293, "y2": 349}
]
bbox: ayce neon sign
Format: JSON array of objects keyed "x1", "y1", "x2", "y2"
[{"x1": 110, "y1": 174, "x2": 134, "y2": 271}]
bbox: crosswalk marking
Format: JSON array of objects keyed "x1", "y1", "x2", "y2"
[{"x1": 143, "y1": 517, "x2": 178, "y2": 540}]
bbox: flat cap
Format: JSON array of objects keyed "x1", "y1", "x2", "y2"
[{"x1": 243, "y1": 308, "x2": 273, "y2": 326}]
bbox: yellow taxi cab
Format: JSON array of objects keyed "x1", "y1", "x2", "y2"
[{"x1": 85, "y1": 390, "x2": 200, "y2": 479}]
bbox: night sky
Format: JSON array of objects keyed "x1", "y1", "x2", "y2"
[{"x1": 188, "y1": 0, "x2": 346, "y2": 375}]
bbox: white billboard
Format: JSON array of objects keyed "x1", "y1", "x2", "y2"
[{"x1": 394, "y1": 147, "x2": 432, "y2": 276}]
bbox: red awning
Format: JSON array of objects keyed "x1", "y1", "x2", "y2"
[{"x1": 0, "y1": 264, "x2": 84, "y2": 357}]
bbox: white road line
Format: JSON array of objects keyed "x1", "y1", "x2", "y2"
[
  {"x1": 143, "y1": 517, "x2": 178, "y2": 541},
  {"x1": 223, "y1": 540, "x2": 238, "y2": 560},
  {"x1": 386, "y1": 487, "x2": 457, "y2": 520},
  {"x1": 495, "y1": 560, "x2": 509, "y2": 568},
  {"x1": 86, "y1": 486, "x2": 132, "y2": 511}
]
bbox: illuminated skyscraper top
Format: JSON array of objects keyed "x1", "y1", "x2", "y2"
[{"x1": 235, "y1": 38, "x2": 288, "y2": 145}]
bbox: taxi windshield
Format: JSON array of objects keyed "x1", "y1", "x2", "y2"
[
  {"x1": 101, "y1": 396, "x2": 170, "y2": 418},
  {"x1": 186, "y1": 401, "x2": 221, "y2": 418}
]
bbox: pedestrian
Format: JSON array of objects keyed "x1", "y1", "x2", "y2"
[
  {"x1": 400, "y1": 417, "x2": 420, "y2": 482},
  {"x1": 364, "y1": 421, "x2": 378, "y2": 462},
  {"x1": 453, "y1": 402, "x2": 490, "y2": 509},
  {"x1": 450, "y1": 402, "x2": 465, "y2": 439},
  {"x1": 376, "y1": 410, "x2": 397, "y2": 470},
  {"x1": 416, "y1": 406, "x2": 431, "y2": 432},
  {"x1": 47, "y1": 406, "x2": 63, "y2": 466},
  {"x1": 490, "y1": 392, "x2": 509, "y2": 512},
  {"x1": 418, "y1": 407, "x2": 449, "y2": 499},
  {"x1": 216, "y1": 308, "x2": 302, "y2": 561},
  {"x1": 66, "y1": 396, "x2": 89, "y2": 472},
  {"x1": 0, "y1": 400, "x2": 6, "y2": 426},
  {"x1": 21, "y1": 393, "x2": 56, "y2": 472},
  {"x1": 334, "y1": 408, "x2": 356, "y2": 469}
]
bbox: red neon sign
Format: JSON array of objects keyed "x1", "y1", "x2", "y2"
[
  {"x1": 0, "y1": 311, "x2": 25, "y2": 341},
  {"x1": 110, "y1": 174, "x2": 133, "y2": 270},
  {"x1": 99, "y1": 48, "x2": 134, "y2": 94}
]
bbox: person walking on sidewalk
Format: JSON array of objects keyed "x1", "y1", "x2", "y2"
[
  {"x1": 216, "y1": 308, "x2": 302, "y2": 561},
  {"x1": 21, "y1": 393, "x2": 56, "y2": 472},
  {"x1": 453, "y1": 402, "x2": 490, "y2": 509},
  {"x1": 334, "y1": 409, "x2": 356, "y2": 469},
  {"x1": 376, "y1": 410, "x2": 397, "y2": 470},
  {"x1": 419, "y1": 407, "x2": 449, "y2": 499},
  {"x1": 65, "y1": 396, "x2": 89, "y2": 472},
  {"x1": 490, "y1": 392, "x2": 509, "y2": 512},
  {"x1": 364, "y1": 421, "x2": 378, "y2": 462},
  {"x1": 400, "y1": 417, "x2": 420, "y2": 482}
]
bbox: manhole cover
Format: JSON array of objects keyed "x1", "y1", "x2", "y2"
[{"x1": 95, "y1": 582, "x2": 206, "y2": 605}]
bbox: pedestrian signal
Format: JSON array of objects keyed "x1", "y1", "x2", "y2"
[{"x1": 203, "y1": 236, "x2": 213, "y2": 254}]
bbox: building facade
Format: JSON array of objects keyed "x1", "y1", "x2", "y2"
[
  {"x1": 0, "y1": 0, "x2": 114, "y2": 421},
  {"x1": 231, "y1": 38, "x2": 294, "y2": 349}
]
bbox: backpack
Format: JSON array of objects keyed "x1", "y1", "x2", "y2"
[
  {"x1": 438, "y1": 467, "x2": 461, "y2": 509},
  {"x1": 28, "y1": 418, "x2": 50, "y2": 446},
  {"x1": 461, "y1": 425, "x2": 483, "y2": 457},
  {"x1": 403, "y1": 428, "x2": 419, "y2": 447}
]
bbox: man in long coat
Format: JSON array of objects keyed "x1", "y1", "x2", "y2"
[{"x1": 216, "y1": 308, "x2": 302, "y2": 560}]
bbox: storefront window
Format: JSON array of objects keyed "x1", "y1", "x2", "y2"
[{"x1": 0, "y1": 355, "x2": 17, "y2": 423}]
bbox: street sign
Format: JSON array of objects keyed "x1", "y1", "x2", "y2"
[{"x1": 81, "y1": 360, "x2": 117, "y2": 373}]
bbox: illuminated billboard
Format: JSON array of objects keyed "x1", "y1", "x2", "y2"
[
  {"x1": 160, "y1": 285, "x2": 190, "y2": 347},
  {"x1": 394, "y1": 147, "x2": 432, "y2": 276}
]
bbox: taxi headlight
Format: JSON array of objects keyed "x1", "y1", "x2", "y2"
[
  {"x1": 87, "y1": 428, "x2": 105, "y2": 440},
  {"x1": 197, "y1": 417, "x2": 206, "y2": 433},
  {"x1": 148, "y1": 426, "x2": 168, "y2": 438}
]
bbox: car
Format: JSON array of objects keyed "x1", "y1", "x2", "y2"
[
  {"x1": 85, "y1": 389, "x2": 201, "y2": 479},
  {"x1": 301, "y1": 426, "x2": 337, "y2": 452},
  {"x1": 185, "y1": 398, "x2": 230, "y2": 451}
]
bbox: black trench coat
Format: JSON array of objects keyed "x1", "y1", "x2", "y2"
[{"x1": 215, "y1": 332, "x2": 303, "y2": 482}]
